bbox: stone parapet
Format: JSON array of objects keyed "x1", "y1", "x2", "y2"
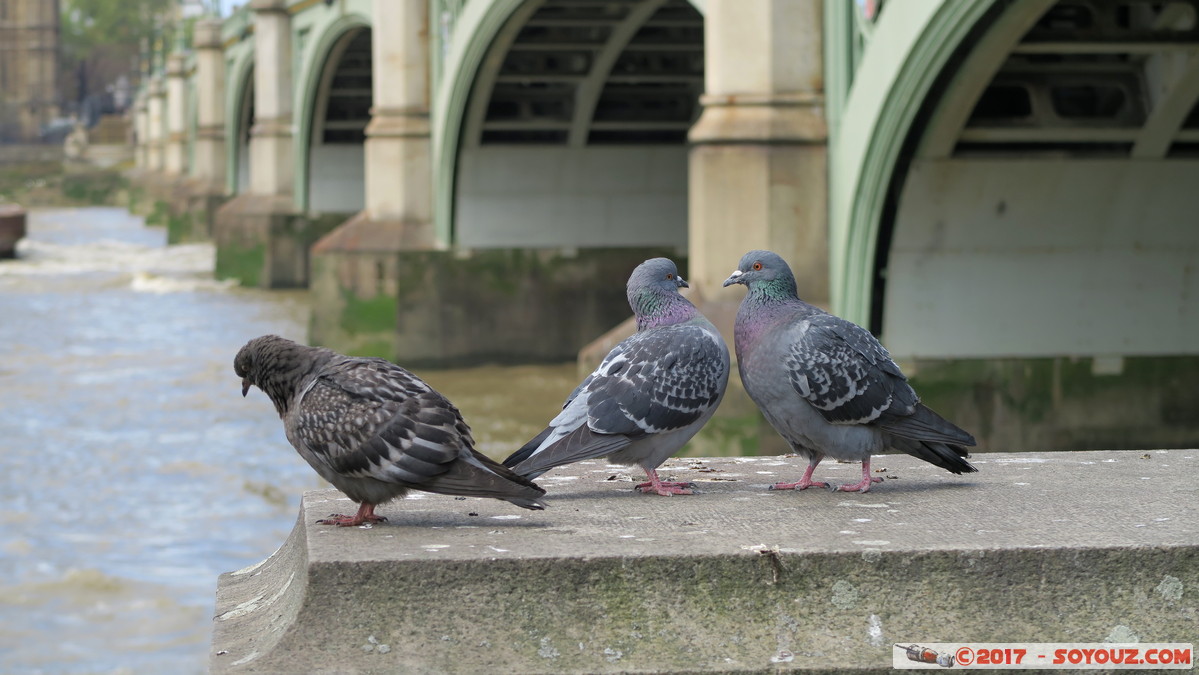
[{"x1": 212, "y1": 449, "x2": 1197, "y2": 673}]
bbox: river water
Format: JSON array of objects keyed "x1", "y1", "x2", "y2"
[{"x1": 0, "y1": 208, "x2": 579, "y2": 674}]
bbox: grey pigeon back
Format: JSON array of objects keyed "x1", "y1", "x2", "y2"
[
  {"x1": 503, "y1": 258, "x2": 730, "y2": 496},
  {"x1": 724, "y1": 251, "x2": 976, "y2": 493},
  {"x1": 234, "y1": 335, "x2": 546, "y2": 526}
]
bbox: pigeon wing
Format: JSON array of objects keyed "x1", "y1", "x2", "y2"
[
  {"x1": 506, "y1": 323, "x2": 726, "y2": 475},
  {"x1": 292, "y1": 358, "x2": 468, "y2": 485},
  {"x1": 585, "y1": 323, "x2": 727, "y2": 437},
  {"x1": 783, "y1": 313, "x2": 917, "y2": 426}
]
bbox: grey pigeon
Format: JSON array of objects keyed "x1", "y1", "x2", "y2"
[
  {"x1": 234, "y1": 335, "x2": 546, "y2": 526},
  {"x1": 503, "y1": 258, "x2": 730, "y2": 496},
  {"x1": 723, "y1": 251, "x2": 977, "y2": 492}
]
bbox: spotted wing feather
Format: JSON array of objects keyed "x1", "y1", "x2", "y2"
[
  {"x1": 782, "y1": 312, "x2": 917, "y2": 426},
  {"x1": 293, "y1": 358, "x2": 470, "y2": 485},
  {"x1": 588, "y1": 325, "x2": 724, "y2": 435},
  {"x1": 506, "y1": 323, "x2": 726, "y2": 475}
]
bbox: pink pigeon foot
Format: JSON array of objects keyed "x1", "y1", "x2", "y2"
[
  {"x1": 769, "y1": 457, "x2": 829, "y2": 491},
  {"x1": 833, "y1": 461, "x2": 885, "y2": 493},
  {"x1": 636, "y1": 469, "x2": 694, "y2": 496},
  {"x1": 317, "y1": 502, "x2": 387, "y2": 526}
]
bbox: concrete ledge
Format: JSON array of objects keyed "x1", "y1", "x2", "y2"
[{"x1": 211, "y1": 450, "x2": 1197, "y2": 673}]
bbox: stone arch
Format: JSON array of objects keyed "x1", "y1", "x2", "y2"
[
  {"x1": 433, "y1": 0, "x2": 705, "y2": 247},
  {"x1": 225, "y1": 55, "x2": 254, "y2": 195},
  {"x1": 295, "y1": 16, "x2": 372, "y2": 214}
]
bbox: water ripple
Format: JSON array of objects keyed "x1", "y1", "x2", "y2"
[{"x1": 0, "y1": 208, "x2": 313, "y2": 674}]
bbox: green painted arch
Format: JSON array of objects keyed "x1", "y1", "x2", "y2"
[
  {"x1": 828, "y1": 0, "x2": 1009, "y2": 327},
  {"x1": 432, "y1": 0, "x2": 526, "y2": 248},
  {"x1": 293, "y1": 13, "x2": 372, "y2": 213},
  {"x1": 432, "y1": 0, "x2": 706, "y2": 248},
  {"x1": 224, "y1": 45, "x2": 255, "y2": 196}
]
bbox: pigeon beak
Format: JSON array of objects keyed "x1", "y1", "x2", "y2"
[
  {"x1": 722, "y1": 270, "x2": 744, "y2": 287},
  {"x1": 677, "y1": 275, "x2": 689, "y2": 289},
  {"x1": 241, "y1": 377, "x2": 251, "y2": 397}
]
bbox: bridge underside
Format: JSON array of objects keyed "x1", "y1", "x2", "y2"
[
  {"x1": 885, "y1": 0, "x2": 1199, "y2": 359},
  {"x1": 453, "y1": 0, "x2": 702, "y2": 251},
  {"x1": 305, "y1": 0, "x2": 707, "y2": 364},
  {"x1": 843, "y1": 0, "x2": 1199, "y2": 450},
  {"x1": 306, "y1": 27, "x2": 371, "y2": 215}
]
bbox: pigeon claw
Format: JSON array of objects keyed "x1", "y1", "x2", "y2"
[
  {"x1": 317, "y1": 513, "x2": 388, "y2": 527},
  {"x1": 833, "y1": 477, "x2": 885, "y2": 493},
  {"x1": 635, "y1": 470, "x2": 695, "y2": 496},
  {"x1": 316, "y1": 503, "x2": 387, "y2": 526}
]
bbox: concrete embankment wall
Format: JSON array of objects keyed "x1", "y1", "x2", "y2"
[{"x1": 211, "y1": 450, "x2": 1197, "y2": 673}]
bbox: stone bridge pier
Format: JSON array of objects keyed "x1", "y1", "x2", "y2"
[
  {"x1": 179, "y1": 18, "x2": 229, "y2": 243},
  {"x1": 307, "y1": 0, "x2": 437, "y2": 358},
  {"x1": 689, "y1": 0, "x2": 828, "y2": 306}
]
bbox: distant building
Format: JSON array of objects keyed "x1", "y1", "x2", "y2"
[{"x1": 0, "y1": 0, "x2": 61, "y2": 143}]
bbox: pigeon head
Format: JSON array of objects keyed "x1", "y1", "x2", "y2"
[
  {"x1": 626, "y1": 257, "x2": 694, "y2": 330},
  {"x1": 628, "y1": 257, "x2": 688, "y2": 294},
  {"x1": 234, "y1": 341, "x2": 257, "y2": 396},
  {"x1": 235, "y1": 335, "x2": 287, "y2": 397},
  {"x1": 235, "y1": 335, "x2": 332, "y2": 415},
  {"x1": 722, "y1": 250, "x2": 798, "y2": 299}
]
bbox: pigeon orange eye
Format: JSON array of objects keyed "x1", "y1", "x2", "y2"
[
  {"x1": 666, "y1": 273, "x2": 674, "y2": 280},
  {"x1": 752, "y1": 262, "x2": 763, "y2": 271}
]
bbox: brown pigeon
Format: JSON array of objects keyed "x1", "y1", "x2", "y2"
[{"x1": 234, "y1": 335, "x2": 546, "y2": 526}]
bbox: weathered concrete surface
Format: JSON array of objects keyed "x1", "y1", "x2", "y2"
[
  {"x1": 310, "y1": 245, "x2": 683, "y2": 365},
  {"x1": 211, "y1": 450, "x2": 1197, "y2": 673},
  {"x1": 212, "y1": 194, "x2": 344, "y2": 288},
  {"x1": 906, "y1": 356, "x2": 1199, "y2": 453}
]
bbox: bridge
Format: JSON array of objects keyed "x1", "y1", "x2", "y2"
[{"x1": 128, "y1": 0, "x2": 1199, "y2": 449}]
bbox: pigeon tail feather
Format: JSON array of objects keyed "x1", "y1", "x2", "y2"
[
  {"x1": 880, "y1": 403, "x2": 977, "y2": 446},
  {"x1": 418, "y1": 453, "x2": 548, "y2": 510},
  {"x1": 507, "y1": 425, "x2": 632, "y2": 479},
  {"x1": 888, "y1": 436, "x2": 978, "y2": 475},
  {"x1": 503, "y1": 426, "x2": 552, "y2": 469}
]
